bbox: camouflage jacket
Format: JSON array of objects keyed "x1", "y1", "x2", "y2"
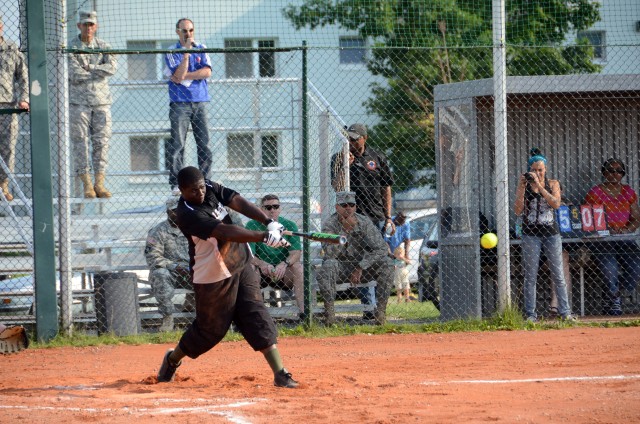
[
  {"x1": 145, "y1": 220, "x2": 189, "y2": 271},
  {"x1": 68, "y1": 36, "x2": 117, "y2": 106},
  {"x1": 0, "y1": 37, "x2": 29, "y2": 105},
  {"x1": 321, "y1": 212, "x2": 390, "y2": 270}
]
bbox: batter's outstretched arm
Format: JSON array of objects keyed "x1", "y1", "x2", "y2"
[
  {"x1": 227, "y1": 194, "x2": 271, "y2": 225},
  {"x1": 209, "y1": 222, "x2": 266, "y2": 244}
]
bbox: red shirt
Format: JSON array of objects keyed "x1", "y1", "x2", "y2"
[{"x1": 585, "y1": 184, "x2": 638, "y2": 231}]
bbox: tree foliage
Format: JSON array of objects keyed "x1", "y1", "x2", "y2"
[{"x1": 284, "y1": 0, "x2": 601, "y2": 191}]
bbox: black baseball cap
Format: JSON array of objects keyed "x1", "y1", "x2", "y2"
[{"x1": 346, "y1": 123, "x2": 367, "y2": 139}]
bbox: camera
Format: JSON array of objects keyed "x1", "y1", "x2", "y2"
[{"x1": 524, "y1": 173, "x2": 535, "y2": 182}]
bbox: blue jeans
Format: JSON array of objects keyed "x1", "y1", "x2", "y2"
[
  {"x1": 168, "y1": 102, "x2": 212, "y2": 187},
  {"x1": 595, "y1": 242, "x2": 640, "y2": 308},
  {"x1": 522, "y1": 233, "x2": 571, "y2": 319}
]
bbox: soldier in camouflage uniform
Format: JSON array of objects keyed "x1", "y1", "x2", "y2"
[
  {"x1": 0, "y1": 15, "x2": 29, "y2": 201},
  {"x1": 316, "y1": 191, "x2": 394, "y2": 325},
  {"x1": 68, "y1": 11, "x2": 117, "y2": 199},
  {"x1": 145, "y1": 197, "x2": 190, "y2": 331}
]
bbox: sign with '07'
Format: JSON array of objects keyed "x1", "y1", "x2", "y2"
[{"x1": 579, "y1": 204, "x2": 609, "y2": 235}]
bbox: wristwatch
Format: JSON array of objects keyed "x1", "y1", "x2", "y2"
[{"x1": 284, "y1": 258, "x2": 292, "y2": 266}]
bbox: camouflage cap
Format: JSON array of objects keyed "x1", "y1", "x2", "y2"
[
  {"x1": 79, "y1": 11, "x2": 97, "y2": 24},
  {"x1": 336, "y1": 191, "x2": 356, "y2": 204}
]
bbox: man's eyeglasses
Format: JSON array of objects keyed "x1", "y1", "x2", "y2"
[
  {"x1": 263, "y1": 204, "x2": 280, "y2": 211},
  {"x1": 339, "y1": 202, "x2": 356, "y2": 208},
  {"x1": 179, "y1": 28, "x2": 194, "y2": 33},
  {"x1": 606, "y1": 168, "x2": 625, "y2": 175}
]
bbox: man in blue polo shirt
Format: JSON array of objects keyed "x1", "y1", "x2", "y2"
[{"x1": 164, "y1": 18, "x2": 213, "y2": 194}]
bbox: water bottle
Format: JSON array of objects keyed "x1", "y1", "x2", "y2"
[
  {"x1": 515, "y1": 215, "x2": 523, "y2": 238},
  {"x1": 385, "y1": 222, "x2": 393, "y2": 236}
]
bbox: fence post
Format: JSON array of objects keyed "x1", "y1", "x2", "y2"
[
  {"x1": 26, "y1": 0, "x2": 58, "y2": 341},
  {"x1": 492, "y1": 0, "x2": 511, "y2": 312},
  {"x1": 301, "y1": 41, "x2": 311, "y2": 323}
]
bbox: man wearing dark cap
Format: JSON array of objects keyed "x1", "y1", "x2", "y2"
[
  {"x1": 68, "y1": 10, "x2": 117, "y2": 199},
  {"x1": 144, "y1": 196, "x2": 190, "y2": 331},
  {"x1": 331, "y1": 123, "x2": 395, "y2": 311},
  {"x1": 0, "y1": 15, "x2": 29, "y2": 201},
  {"x1": 316, "y1": 191, "x2": 394, "y2": 325},
  {"x1": 331, "y1": 123, "x2": 396, "y2": 235}
]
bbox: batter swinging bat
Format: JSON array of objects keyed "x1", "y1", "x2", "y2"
[{"x1": 283, "y1": 231, "x2": 347, "y2": 245}]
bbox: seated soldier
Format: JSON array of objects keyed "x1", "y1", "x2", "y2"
[
  {"x1": 316, "y1": 191, "x2": 394, "y2": 325},
  {"x1": 245, "y1": 194, "x2": 304, "y2": 316},
  {"x1": 144, "y1": 196, "x2": 191, "y2": 331}
]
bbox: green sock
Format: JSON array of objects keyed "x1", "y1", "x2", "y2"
[
  {"x1": 262, "y1": 346, "x2": 284, "y2": 374},
  {"x1": 169, "y1": 345, "x2": 186, "y2": 365}
]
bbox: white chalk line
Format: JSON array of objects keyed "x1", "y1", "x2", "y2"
[
  {"x1": 421, "y1": 374, "x2": 640, "y2": 385},
  {"x1": 0, "y1": 396, "x2": 265, "y2": 424}
]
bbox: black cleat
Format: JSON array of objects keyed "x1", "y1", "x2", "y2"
[
  {"x1": 274, "y1": 368, "x2": 299, "y2": 388},
  {"x1": 157, "y1": 349, "x2": 181, "y2": 382}
]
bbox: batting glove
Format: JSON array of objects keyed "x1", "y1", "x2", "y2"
[
  {"x1": 267, "y1": 220, "x2": 285, "y2": 234},
  {"x1": 264, "y1": 230, "x2": 291, "y2": 248}
]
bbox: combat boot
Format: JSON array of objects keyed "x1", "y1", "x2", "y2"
[
  {"x1": 93, "y1": 173, "x2": 111, "y2": 198},
  {"x1": 79, "y1": 174, "x2": 96, "y2": 198},
  {"x1": 374, "y1": 309, "x2": 386, "y2": 326},
  {"x1": 323, "y1": 301, "x2": 336, "y2": 325},
  {"x1": 0, "y1": 180, "x2": 13, "y2": 201},
  {"x1": 159, "y1": 315, "x2": 174, "y2": 332}
]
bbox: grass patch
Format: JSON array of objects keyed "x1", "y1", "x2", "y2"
[{"x1": 28, "y1": 310, "x2": 640, "y2": 349}]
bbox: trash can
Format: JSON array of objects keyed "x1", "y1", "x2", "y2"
[{"x1": 94, "y1": 272, "x2": 141, "y2": 336}]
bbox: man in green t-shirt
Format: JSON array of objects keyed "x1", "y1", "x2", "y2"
[{"x1": 245, "y1": 194, "x2": 304, "y2": 315}]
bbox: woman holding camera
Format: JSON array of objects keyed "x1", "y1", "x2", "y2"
[
  {"x1": 514, "y1": 148, "x2": 574, "y2": 322},
  {"x1": 584, "y1": 158, "x2": 640, "y2": 316}
]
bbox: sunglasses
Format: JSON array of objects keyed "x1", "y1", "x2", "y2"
[
  {"x1": 605, "y1": 168, "x2": 625, "y2": 175},
  {"x1": 263, "y1": 204, "x2": 280, "y2": 211},
  {"x1": 339, "y1": 202, "x2": 356, "y2": 208}
]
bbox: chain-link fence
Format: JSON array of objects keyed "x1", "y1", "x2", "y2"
[{"x1": 0, "y1": 0, "x2": 638, "y2": 337}]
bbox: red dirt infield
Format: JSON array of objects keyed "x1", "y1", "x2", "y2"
[{"x1": 1, "y1": 327, "x2": 639, "y2": 423}]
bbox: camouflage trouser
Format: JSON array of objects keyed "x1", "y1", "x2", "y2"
[
  {"x1": 70, "y1": 103, "x2": 111, "y2": 175},
  {"x1": 316, "y1": 257, "x2": 394, "y2": 317},
  {"x1": 0, "y1": 103, "x2": 18, "y2": 181},
  {"x1": 149, "y1": 268, "x2": 192, "y2": 318}
]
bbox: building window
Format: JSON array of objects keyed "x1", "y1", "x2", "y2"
[
  {"x1": 225, "y1": 39, "x2": 277, "y2": 78},
  {"x1": 225, "y1": 39, "x2": 253, "y2": 78},
  {"x1": 127, "y1": 40, "x2": 175, "y2": 80},
  {"x1": 578, "y1": 30, "x2": 606, "y2": 60},
  {"x1": 261, "y1": 134, "x2": 278, "y2": 167},
  {"x1": 227, "y1": 133, "x2": 279, "y2": 168},
  {"x1": 339, "y1": 36, "x2": 366, "y2": 65},
  {"x1": 258, "y1": 40, "x2": 276, "y2": 77},
  {"x1": 130, "y1": 136, "x2": 163, "y2": 171}
]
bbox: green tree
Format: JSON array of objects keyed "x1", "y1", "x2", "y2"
[{"x1": 284, "y1": 0, "x2": 600, "y2": 191}]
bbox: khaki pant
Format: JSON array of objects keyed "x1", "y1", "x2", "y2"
[
  {"x1": 0, "y1": 104, "x2": 18, "y2": 180},
  {"x1": 70, "y1": 103, "x2": 111, "y2": 175}
]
